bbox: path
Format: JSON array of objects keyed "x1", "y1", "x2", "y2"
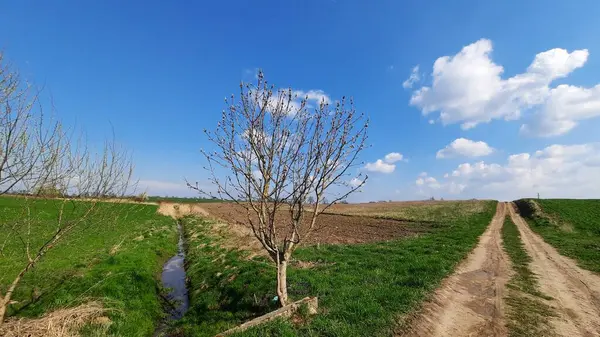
[
  {"x1": 401, "y1": 202, "x2": 511, "y2": 337},
  {"x1": 508, "y1": 203, "x2": 600, "y2": 337}
]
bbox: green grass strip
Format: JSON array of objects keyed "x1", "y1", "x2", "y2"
[{"x1": 502, "y1": 215, "x2": 555, "y2": 337}]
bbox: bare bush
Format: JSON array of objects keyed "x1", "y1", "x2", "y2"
[{"x1": 189, "y1": 71, "x2": 368, "y2": 306}]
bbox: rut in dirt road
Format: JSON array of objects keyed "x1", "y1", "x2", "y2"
[
  {"x1": 508, "y1": 203, "x2": 600, "y2": 337},
  {"x1": 400, "y1": 202, "x2": 510, "y2": 337}
]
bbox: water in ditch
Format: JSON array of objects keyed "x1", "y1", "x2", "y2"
[{"x1": 162, "y1": 220, "x2": 189, "y2": 319}]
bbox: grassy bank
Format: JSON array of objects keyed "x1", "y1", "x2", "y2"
[
  {"x1": 515, "y1": 199, "x2": 600, "y2": 273},
  {"x1": 0, "y1": 197, "x2": 178, "y2": 336},
  {"x1": 501, "y1": 215, "x2": 554, "y2": 337},
  {"x1": 174, "y1": 201, "x2": 498, "y2": 336}
]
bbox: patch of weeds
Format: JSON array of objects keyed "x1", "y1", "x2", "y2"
[{"x1": 502, "y1": 215, "x2": 556, "y2": 337}]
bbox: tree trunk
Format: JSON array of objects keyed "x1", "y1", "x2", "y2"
[
  {"x1": 276, "y1": 259, "x2": 288, "y2": 307},
  {"x1": 0, "y1": 300, "x2": 7, "y2": 327},
  {"x1": 0, "y1": 273, "x2": 22, "y2": 327}
]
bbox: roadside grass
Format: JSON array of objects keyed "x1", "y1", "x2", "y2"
[
  {"x1": 515, "y1": 199, "x2": 600, "y2": 273},
  {"x1": 174, "y1": 201, "x2": 498, "y2": 336},
  {"x1": 502, "y1": 215, "x2": 555, "y2": 337},
  {"x1": 0, "y1": 196, "x2": 178, "y2": 336}
]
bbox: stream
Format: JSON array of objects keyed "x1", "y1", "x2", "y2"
[{"x1": 161, "y1": 220, "x2": 189, "y2": 320}]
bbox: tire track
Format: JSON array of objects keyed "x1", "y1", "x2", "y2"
[
  {"x1": 508, "y1": 203, "x2": 600, "y2": 337},
  {"x1": 400, "y1": 202, "x2": 510, "y2": 337}
]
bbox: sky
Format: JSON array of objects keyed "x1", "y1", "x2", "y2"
[{"x1": 1, "y1": 0, "x2": 599, "y2": 202}]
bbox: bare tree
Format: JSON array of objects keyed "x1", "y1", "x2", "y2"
[
  {"x1": 0, "y1": 54, "x2": 134, "y2": 325},
  {"x1": 0, "y1": 54, "x2": 64, "y2": 195},
  {"x1": 189, "y1": 71, "x2": 368, "y2": 306}
]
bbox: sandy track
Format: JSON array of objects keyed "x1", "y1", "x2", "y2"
[
  {"x1": 508, "y1": 203, "x2": 600, "y2": 336},
  {"x1": 400, "y1": 202, "x2": 510, "y2": 337}
]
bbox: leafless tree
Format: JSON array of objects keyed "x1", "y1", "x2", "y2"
[
  {"x1": 0, "y1": 53, "x2": 134, "y2": 325},
  {"x1": 189, "y1": 71, "x2": 368, "y2": 306},
  {"x1": 0, "y1": 54, "x2": 64, "y2": 195}
]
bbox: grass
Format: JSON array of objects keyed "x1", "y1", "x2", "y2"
[
  {"x1": 501, "y1": 215, "x2": 555, "y2": 337},
  {"x1": 173, "y1": 200, "x2": 498, "y2": 336},
  {"x1": 0, "y1": 196, "x2": 178, "y2": 336},
  {"x1": 515, "y1": 199, "x2": 600, "y2": 273}
]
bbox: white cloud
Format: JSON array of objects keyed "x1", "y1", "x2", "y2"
[
  {"x1": 416, "y1": 143, "x2": 600, "y2": 200},
  {"x1": 364, "y1": 159, "x2": 396, "y2": 173},
  {"x1": 365, "y1": 152, "x2": 406, "y2": 173},
  {"x1": 436, "y1": 138, "x2": 494, "y2": 159},
  {"x1": 402, "y1": 65, "x2": 420, "y2": 89},
  {"x1": 293, "y1": 89, "x2": 331, "y2": 106},
  {"x1": 520, "y1": 84, "x2": 600, "y2": 136},
  {"x1": 409, "y1": 39, "x2": 597, "y2": 136},
  {"x1": 349, "y1": 177, "x2": 365, "y2": 188},
  {"x1": 384, "y1": 152, "x2": 404, "y2": 163},
  {"x1": 415, "y1": 174, "x2": 442, "y2": 190},
  {"x1": 251, "y1": 88, "x2": 331, "y2": 115}
]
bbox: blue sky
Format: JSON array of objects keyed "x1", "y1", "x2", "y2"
[{"x1": 2, "y1": 1, "x2": 600, "y2": 201}]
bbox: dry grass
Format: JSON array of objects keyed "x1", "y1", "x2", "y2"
[
  {"x1": 157, "y1": 202, "x2": 209, "y2": 218},
  {"x1": 0, "y1": 302, "x2": 109, "y2": 337}
]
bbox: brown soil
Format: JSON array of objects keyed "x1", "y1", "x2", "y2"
[
  {"x1": 508, "y1": 203, "x2": 600, "y2": 337},
  {"x1": 400, "y1": 202, "x2": 511, "y2": 337},
  {"x1": 198, "y1": 203, "x2": 422, "y2": 245}
]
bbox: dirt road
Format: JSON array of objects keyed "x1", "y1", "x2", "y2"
[
  {"x1": 401, "y1": 202, "x2": 511, "y2": 337},
  {"x1": 508, "y1": 203, "x2": 600, "y2": 336}
]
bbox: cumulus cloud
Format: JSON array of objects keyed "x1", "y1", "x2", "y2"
[
  {"x1": 409, "y1": 39, "x2": 597, "y2": 136},
  {"x1": 384, "y1": 152, "x2": 404, "y2": 163},
  {"x1": 520, "y1": 84, "x2": 600, "y2": 136},
  {"x1": 436, "y1": 138, "x2": 494, "y2": 159},
  {"x1": 416, "y1": 143, "x2": 600, "y2": 200},
  {"x1": 415, "y1": 173, "x2": 444, "y2": 192},
  {"x1": 402, "y1": 65, "x2": 421, "y2": 89},
  {"x1": 364, "y1": 152, "x2": 406, "y2": 173},
  {"x1": 364, "y1": 159, "x2": 396, "y2": 173}
]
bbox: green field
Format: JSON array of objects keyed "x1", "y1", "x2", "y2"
[
  {"x1": 501, "y1": 215, "x2": 554, "y2": 337},
  {"x1": 331, "y1": 200, "x2": 487, "y2": 223},
  {"x1": 515, "y1": 199, "x2": 600, "y2": 273},
  {"x1": 0, "y1": 197, "x2": 178, "y2": 336},
  {"x1": 172, "y1": 201, "x2": 498, "y2": 336}
]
